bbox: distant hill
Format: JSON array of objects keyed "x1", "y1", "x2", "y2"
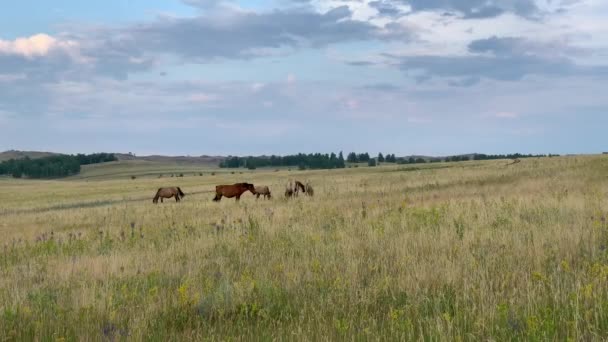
[
  {"x1": 114, "y1": 153, "x2": 225, "y2": 165},
  {"x1": 0, "y1": 150, "x2": 225, "y2": 166},
  {"x1": 0, "y1": 150, "x2": 62, "y2": 162}
]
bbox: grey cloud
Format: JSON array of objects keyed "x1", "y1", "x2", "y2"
[
  {"x1": 467, "y1": 36, "x2": 585, "y2": 59},
  {"x1": 123, "y1": 6, "x2": 409, "y2": 61},
  {"x1": 373, "y1": 36, "x2": 608, "y2": 84},
  {"x1": 371, "y1": 0, "x2": 539, "y2": 19},
  {"x1": 369, "y1": 1, "x2": 404, "y2": 18},
  {"x1": 182, "y1": 0, "x2": 224, "y2": 8},
  {"x1": 390, "y1": 53, "x2": 576, "y2": 82},
  {"x1": 361, "y1": 83, "x2": 402, "y2": 91},
  {"x1": 347, "y1": 60, "x2": 377, "y2": 66},
  {"x1": 0, "y1": 53, "x2": 74, "y2": 83}
]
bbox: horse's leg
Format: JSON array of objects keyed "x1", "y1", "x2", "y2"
[
  {"x1": 236, "y1": 194, "x2": 241, "y2": 201},
  {"x1": 175, "y1": 194, "x2": 179, "y2": 202},
  {"x1": 161, "y1": 198, "x2": 164, "y2": 203},
  {"x1": 256, "y1": 193, "x2": 260, "y2": 199}
]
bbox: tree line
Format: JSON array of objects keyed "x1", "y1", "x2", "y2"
[
  {"x1": 220, "y1": 153, "x2": 347, "y2": 170},
  {"x1": 0, "y1": 153, "x2": 117, "y2": 179},
  {"x1": 472, "y1": 153, "x2": 558, "y2": 160},
  {"x1": 219, "y1": 152, "x2": 558, "y2": 169}
]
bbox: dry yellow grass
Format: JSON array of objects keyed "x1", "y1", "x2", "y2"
[{"x1": 1, "y1": 156, "x2": 607, "y2": 340}]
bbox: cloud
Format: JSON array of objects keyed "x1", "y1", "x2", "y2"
[
  {"x1": 468, "y1": 36, "x2": 582, "y2": 58},
  {"x1": 119, "y1": 5, "x2": 410, "y2": 62},
  {"x1": 373, "y1": 35, "x2": 608, "y2": 84},
  {"x1": 369, "y1": 0, "x2": 404, "y2": 18},
  {"x1": 0, "y1": 34, "x2": 60, "y2": 58},
  {"x1": 361, "y1": 82, "x2": 401, "y2": 91},
  {"x1": 370, "y1": 0, "x2": 541, "y2": 19},
  {"x1": 0, "y1": 32, "x2": 154, "y2": 81},
  {"x1": 0, "y1": 4, "x2": 415, "y2": 83}
]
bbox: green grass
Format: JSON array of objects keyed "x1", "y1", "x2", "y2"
[{"x1": 1, "y1": 156, "x2": 608, "y2": 340}]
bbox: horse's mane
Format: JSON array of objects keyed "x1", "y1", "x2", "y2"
[{"x1": 295, "y1": 181, "x2": 306, "y2": 193}]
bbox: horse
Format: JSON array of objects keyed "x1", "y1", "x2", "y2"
[
  {"x1": 506, "y1": 158, "x2": 521, "y2": 166},
  {"x1": 285, "y1": 180, "x2": 313, "y2": 198},
  {"x1": 153, "y1": 187, "x2": 185, "y2": 204},
  {"x1": 304, "y1": 183, "x2": 314, "y2": 196},
  {"x1": 213, "y1": 183, "x2": 255, "y2": 202},
  {"x1": 253, "y1": 186, "x2": 272, "y2": 199},
  {"x1": 295, "y1": 181, "x2": 306, "y2": 195}
]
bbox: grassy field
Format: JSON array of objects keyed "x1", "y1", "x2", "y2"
[{"x1": 1, "y1": 156, "x2": 608, "y2": 340}]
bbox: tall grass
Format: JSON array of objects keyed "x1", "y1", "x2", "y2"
[{"x1": 1, "y1": 156, "x2": 607, "y2": 340}]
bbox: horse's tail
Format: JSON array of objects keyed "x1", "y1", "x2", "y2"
[{"x1": 177, "y1": 187, "x2": 185, "y2": 197}]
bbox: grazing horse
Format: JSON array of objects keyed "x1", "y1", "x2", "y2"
[
  {"x1": 285, "y1": 180, "x2": 313, "y2": 198},
  {"x1": 153, "y1": 187, "x2": 185, "y2": 204},
  {"x1": 254, "y1": 186, "x2": 272, "y2": 199},
  {"x1": 506, "y1": 158, "x2": 521, "y2": 166},
  {"x1": 304, "y1": 183, "x2": 314, "y2": 196},
  {"x1": 213, "y1": 183, "x2": 255, "y2": 202}
]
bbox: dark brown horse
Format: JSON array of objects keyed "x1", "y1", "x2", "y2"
[
  {"x1": 153, "y1": 187, "x2": 185, "y2": 204},
  {"x1": 213, "y1": 183, "x2": 255, "y2": 202},
  {"x1": 253, "y1": 186, "x2": 272, "y2": 199}
]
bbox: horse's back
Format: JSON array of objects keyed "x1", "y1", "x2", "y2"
[{"x1": 255, "y1": 186, "x2": 269, "y2": 194}]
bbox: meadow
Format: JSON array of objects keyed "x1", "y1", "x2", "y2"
[{"x1": 1, "y1": 156, "x2": 608, "y2": 340}]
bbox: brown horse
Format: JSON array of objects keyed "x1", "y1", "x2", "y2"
[
  {"x1": 253, "y1": 186, "x2": 272, "y2": 199},
  {"x1": 153, "y1": 187, "x2": 185, "y2": 204},
  {"x1": 213, "y1": 183, "x2": 255, "y2": 202}
]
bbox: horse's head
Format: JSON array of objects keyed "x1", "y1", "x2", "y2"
[{"x1": 244, "y1": 183, "x2": 255, "y2": 193}]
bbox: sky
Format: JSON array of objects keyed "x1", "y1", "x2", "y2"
[{"x1": 0, "y1": 0, "x2": 606, "y2": 156}]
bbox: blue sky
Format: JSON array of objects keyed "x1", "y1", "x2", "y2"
[{"x1": 0, "y1": 0, "x2": 606, "y2": 156}]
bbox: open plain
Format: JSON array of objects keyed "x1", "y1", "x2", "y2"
[{"x1": 1, "y1": 156, "x2": 608, "y2": 340}]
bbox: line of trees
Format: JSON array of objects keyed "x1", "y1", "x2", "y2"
[
  {"x1": 347, "y1": 153, "x2": 397, "y2": 163},
  {"x1": 75, "y1": 153, "x2": 117, "y2": 165},
  {"x1": 396, "y1": 157, "x2": 429, "y2": 164},
  {"x1": 0, "y1": 153, "x2": 117, "y2": 179},
  {"x1": 472, "y1": 153, "x2": 558, "y2": 160},
  {"x1": 220, "y1": 152, "x2": 347, "y2": 170},
  {"x1": 220, "y1": 151, "x2": 560, "y2": 169}
]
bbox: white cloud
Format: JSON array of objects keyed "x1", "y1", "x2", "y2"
[{"x1": 0, "y1": 34, "x2": 77, "y2": 59}]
